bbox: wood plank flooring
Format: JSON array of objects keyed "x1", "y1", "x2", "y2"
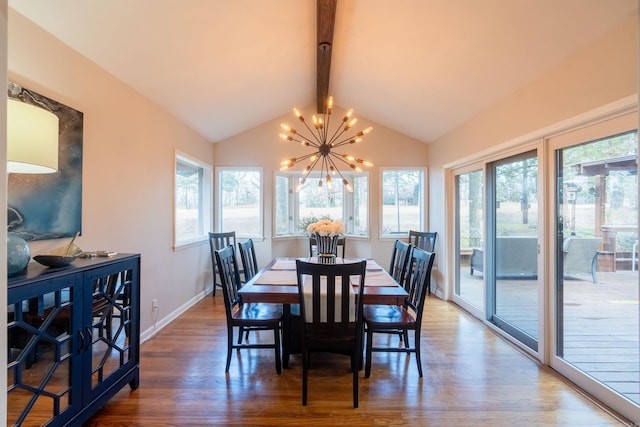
[{"x1": 84, "y1": 294, "x2": 632, "y2": 426}]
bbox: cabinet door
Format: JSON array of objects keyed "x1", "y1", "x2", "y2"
[
  {"x1": 82, "y1": 258, "x2": 140, "y2": 401},
  {"x1": 7, "y1": 273, "x2": 82, "y2": 427}
]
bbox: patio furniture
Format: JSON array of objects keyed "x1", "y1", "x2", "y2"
[
  {"x1": 470, "y1": 236, "x2": 538, "y2": 278},
  {"x1": 563, "y1": 237, "x2": 601, "y2": 283}
]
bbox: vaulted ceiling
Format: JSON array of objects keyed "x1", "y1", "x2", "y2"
[{"x1": 8, "y1": 0, "x2": 638, "y2": 143}]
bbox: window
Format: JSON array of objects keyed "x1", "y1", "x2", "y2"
[
  {"x1": 174, "y1": 152, "x2": 212, "y2": 247},
  {"x1": 381, "y1": 169, "x2": 425, "y2": 236},
  {"x1": 217, "y1": 168, "x2": 262, "y2": 238},
  {"x1": 274, "y1": 172, "x2": 368, "y2": 236}
]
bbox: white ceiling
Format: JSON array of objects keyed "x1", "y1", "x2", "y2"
[{"x1": 8, "y1": 0, "x2": 638, "y2": 143}]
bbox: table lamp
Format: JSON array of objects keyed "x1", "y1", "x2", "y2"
[{"x1": 6, "y1": 98, "x2": 59, "y2": 276}]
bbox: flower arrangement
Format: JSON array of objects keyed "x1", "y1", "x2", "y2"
[{"x1": 306, "y1": 219, "x2": 345, "y2": 237}]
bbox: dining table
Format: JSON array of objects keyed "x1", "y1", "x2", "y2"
[{"x1": 238, "y1": 257, "x2": 408, "y2": 367}]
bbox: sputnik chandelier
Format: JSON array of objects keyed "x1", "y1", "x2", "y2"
[{"x1": 279, "y1": 96, "x2": 373, "y2": 193}]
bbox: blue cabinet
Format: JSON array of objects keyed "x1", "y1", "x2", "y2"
[{"x1": 7, "y1": 254, "x2": 140, "y2": 426}]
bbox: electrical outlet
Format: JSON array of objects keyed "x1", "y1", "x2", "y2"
[{"x1": 152, "y1": 298, "x2": 159, "y2": 309}]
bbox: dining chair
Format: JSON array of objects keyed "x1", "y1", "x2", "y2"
[
  {"x1": 209, "y1": 231, "x2": 243, "y2": 296},
  {"x1": 215, "y1": 245, "x2": 283, "y2": 374},
  {"x1": 308, "y1": 236, "x2": 346, "y2": 258},
  {"x1": 295, "y1": 259, "x2": 366, "y2": 408},
  {"x1": 407, "y1": 230, "x2": 436, "y2": 294},
  {"x1": 408, "y1": 230, "x2": 437, "y2": 252},
  {"x1": 238, "y1": 238, "x2": 259, "y2": 282},
  {"x1": 364, "y1": 247, "x2": 435, "y2": 378},
  {"x1": 237, "y1": 238, "x2": 260, "y2": 343},
  {"x1": 389, "y1": 240, "x2": 412, "y2": 285}
]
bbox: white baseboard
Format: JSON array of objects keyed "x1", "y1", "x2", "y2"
[{"x1": 140, "y1": 287, "x2": 211, "y2": 343}]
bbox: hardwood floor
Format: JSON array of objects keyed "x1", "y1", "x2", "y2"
[{"x1": 84, "y1": 294, "x2": 631, "y2": 426}]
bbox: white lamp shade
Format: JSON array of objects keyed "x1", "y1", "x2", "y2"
[{"x1": 7, "y1": 98, "x2": 59, "y2": 174}]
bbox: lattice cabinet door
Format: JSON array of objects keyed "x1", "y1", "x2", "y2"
[{"x1": 7, "y1": 273, "x2": 82, "y2": 426}]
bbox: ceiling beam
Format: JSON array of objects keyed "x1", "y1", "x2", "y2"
[{"x1": 317, "y1": 0, "x2": 337, "y2": 113}]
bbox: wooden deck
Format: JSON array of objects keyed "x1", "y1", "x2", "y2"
[
  {"x1": 458, "y1": 268, "x2": 639, "y2": 405},
  {"x1": 76, "y1": 293, "x2": 634, "y2": 426}
]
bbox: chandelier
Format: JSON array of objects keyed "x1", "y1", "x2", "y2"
[{"x1": 279, "y1": 96, "x2": 373, "y2": 193}]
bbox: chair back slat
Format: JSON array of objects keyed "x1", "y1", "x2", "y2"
[
  {"x1": 214, "y1": 245, "x2": 243, "y2": 318},
  {"x1": 403, "y1": 248, "x2": 436, "y2": 323},
  {"x1": 389, "y1": 240, "x2": 412, "y2": 285},
  {"x1": 238, "y1": 239, "x2": 259, "y2": 282},
  {"x1": 408, "y1": 230, "x2": 437, "y2": 252},
  {"x1": 308, "y1": 237, "x2": 346, "y2": 258}
]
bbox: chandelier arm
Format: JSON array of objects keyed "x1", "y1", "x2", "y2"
[
  {"x1": 291, "y1": 151, "x2": 321, "y2": 166},
  {"x1": 291, "y1": 134, "x2": 321, "y2": 148},
  {"x1": 327, "y1": 152, "x2": 355, "y2": 169},
  {"x1": 326, "y1": 156, "x2": 350, "y2": 183},
  {"x1": 323, "y1": 111, "x2": 331, "y2": 144},
  {"x1": 327, "y1": 124, "x2": 348, "y2": 146},
  {"x1": 301, "y1": 156, "x2": 322, "y2": 181},
  {"x1": 300, "y1": 119, "x2": 324, "y2": 146},
  {"x1": 331, "y1": 134, "x2": 365, "y2": 148}
]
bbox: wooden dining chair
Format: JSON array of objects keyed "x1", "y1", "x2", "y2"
[
  {"x1": 308, "y1": 236, "x2": 346, "y2": 258},
  {"x1": 237, "y1": 238, "x2": 260, "y2": 343},
  {"x1": 295, "y1": 259, "x2": 366, "y2": 408},
  {"x1": 364, "y1": 247, "x2": 435, "y2": 378},
  {"x1": 238, "y1": 238, "x2": 259, "y2": 283},
  {"x1": 215, "y1": 245, "x2": 283, "y2": 374},
  {"x1": 209, "y1": 231, "x2": 243, "y2": 296},
  {"x1": 407, "y1": 230, "x2": 436, "y2": 294},
  {"x1": 408, "y1": 230, "x2": 437, "y2": 252},
  {"x1": 389, "y1": 240, "x2": 412, "y2": 285}
]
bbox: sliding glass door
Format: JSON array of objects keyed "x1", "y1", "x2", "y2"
[
  {"x1": 454, "y1": 168, "x2": 484, "y2": 311},
  {"x1": 551, "y1": 112, "x2": 639, "y2": 408},
  {"x1": 487, "y1": 150, "x2": 539, "y2": 350}
]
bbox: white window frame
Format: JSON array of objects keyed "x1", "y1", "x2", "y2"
[
  {"x1": 216, "y1": 167, "x2": 264, "y2": 239},
  {"x1": 173, "y1": 150, "x2": 212, "y2": 249},
  {"x1": 380, "y1": 167, "x2": 427, "y2": 238},
  {"x1": 274, "y1": 171, "x2": 369, "y2": 237}
]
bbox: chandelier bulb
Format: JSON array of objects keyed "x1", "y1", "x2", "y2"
[
  {"x1": 281, "y1": 123, "x2": 297, "y2": 134},
  {"x1": 279, "y1": 133, "x2": 293, "y2": 141},
  {"x1": 327, "y1": 96, "x2": 333, "y2": 114},
  {"x1": 294, "y1": 108, "x2": 304, "y2": 122},
  {"x1": 343, "y1": 109, "x2": 353, "y2": 122},
  {"x1": 343, "y1": 118, "x2": 357, "y2": 131},
  {"x1": 318, "y1": 179, "x2": 323, "y2": 188}
]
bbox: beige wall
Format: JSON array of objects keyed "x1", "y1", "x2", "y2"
[
  {"x1": 214, "y1": 105, "x2": 429, "y2": 267},
  {"x1": 7, "y1": 10, "x2": 215, "y2": 338},
  {"x1": 425, "y1": 17, "x2": 638, "y2": 296}
]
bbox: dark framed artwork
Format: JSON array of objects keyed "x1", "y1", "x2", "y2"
[{"x1": 7, "y1": 82, "x2": 83, "y2": 241}]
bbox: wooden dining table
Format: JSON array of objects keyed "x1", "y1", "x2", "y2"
[
  {"x1": 239, "y1": 257, "x2": 408, "y2": 305},
  {"x1": 238, "y1": 257, "x2": 408, "y2": 367}
]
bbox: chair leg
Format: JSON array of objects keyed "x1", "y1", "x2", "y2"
[
  {"x1": 274, "y1": 324, "x2": 282, "y2": 375},
  {"x1": 403, "y1": 330, "x2": 410, "y2": 352},
  {"x1": 237, "y1": 326, "x2": 244, "y2": 345},
  {"x1": 353, "y1": 351, "x2": 359, "y2": 408},
  {"x1": 414, "y1": 330, "x2": 423, "y2": 377},
  {"x1": 225, "y1": 324, "x2": 233, "y2": 373},
  {"x1": 302, "y1": 347, "x2": 308, "y2": 405},
  {"x1": 365, "y1": 327, "x2": 373, "y2": 378}
]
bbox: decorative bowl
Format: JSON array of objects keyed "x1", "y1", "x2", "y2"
[{"x1": 34, "y1": 254, "x2": 78, "y2": 268}]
